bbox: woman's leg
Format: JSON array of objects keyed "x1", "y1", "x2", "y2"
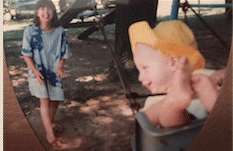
[
  {"x1": 49, "y1": 101, "x2": 59, "y2": 126},
  {"x1": 49, "y1": 101, "x2": 64, "y2": 132},
  {"x1": 40, "y1": 98, "x2": 62, "y2": 148}
]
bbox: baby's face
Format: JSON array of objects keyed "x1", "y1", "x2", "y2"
[{"x1": 133, "y1": 44, "x2": 173, "y2": 94}]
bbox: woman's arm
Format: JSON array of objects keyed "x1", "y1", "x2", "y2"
[
  {"x1": 56, "y1": 59, "x2": 67, "y2": 78},
  {"x1": 23, "y1": 55, "x2": 44, "y2": 85}
]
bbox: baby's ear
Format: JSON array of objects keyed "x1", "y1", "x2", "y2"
[{"x1": 168, "y1": 56, "x2": 177, "y2": 71}]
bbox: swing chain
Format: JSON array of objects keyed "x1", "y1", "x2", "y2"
[
  {"x1": 94, "y1": 16, "x2": 141, "y2": 114},
  {"x1": 180, "y1": 1, "x2": 189, "y2": 13},
  {"x1": 180, "y1": 0, "x2": 230, "y2": 51}
]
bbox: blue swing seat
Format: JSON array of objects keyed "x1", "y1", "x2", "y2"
[{"x1": 131, "y1": 111, "x2": 207, "y2": 151}]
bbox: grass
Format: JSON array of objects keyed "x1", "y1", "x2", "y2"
[
  {"x1": 3, "y1": 19, "x2": 116, "y2": 42},
  {"x1": 4, "y1": 29, "x2": 26, "y2": 42}
]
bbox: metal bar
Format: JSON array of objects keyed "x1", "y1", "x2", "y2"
[
  {"x1": 135, "y1": 120, "x2": 141, "y2": 151},
  {"x1": 170, "y1": 0, "x2": 233, "y2": 20},
  {"x1": 170, "y1": 0, "x2": 180, "y2": 20},
  {"x1": 67, "y1": 22, "x2": 94, "y2": 28},
  {"x1": 198, "y1": 0, "x2": 200, "y2": 15},
  {"x1": 77, "y1": 9, "x2": 115, "y2": 40},
  {"x1": 126, "y1": 92, "x2": 167, "y2": 99},
  {"x1": 189, "y1": 3, "x2": 233, "y2": 8}
]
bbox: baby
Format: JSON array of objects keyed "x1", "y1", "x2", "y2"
[{"x1": 128, "y1": 20, "x2": 225, "y2": 128}]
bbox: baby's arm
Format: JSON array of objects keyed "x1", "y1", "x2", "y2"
[
  {"x1": 191, "y1": 74, "x2": 219, "y2": 113},
  {"x1": 209, "y1": 68, "x2": 226, "y2": 89},
  {"x1": 56, "y1": 59, "x2": 67, "y2": 78},
  {"x1": 144, "y1": 94, "x2": 191, "y2": 128},
  {"x1": 23, "y1": 55, "x2": 44, "y2": 85},
  {"x1": 144, "y1": 57, "x2": 193, "y2": 127},
  {"x1": 159, "y1": 57, "x2": 194, "y2": 127},
  {"x1": 143, "y1": 100, "x2": 165, "y2": 127}
]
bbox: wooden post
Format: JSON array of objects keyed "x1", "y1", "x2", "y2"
[{"x1": 225, "y1": 0, "x2": 232, "y2": 18}]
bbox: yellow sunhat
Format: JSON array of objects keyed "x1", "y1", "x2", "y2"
[{"x1": 128, "y1": 20, "x2": 205, "y2": 71}]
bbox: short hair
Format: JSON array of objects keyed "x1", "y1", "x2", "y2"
[{"x1": 33, "y1": 0, "x2": 60, "y2": 28}]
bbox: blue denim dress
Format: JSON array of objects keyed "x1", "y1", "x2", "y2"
[{"x1": 21, "y1": 24, "x2": 72, "y2": 101}]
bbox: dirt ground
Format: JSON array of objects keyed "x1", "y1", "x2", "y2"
[
  {"x1": 4, "y1": 10, "x2": 232, "y2": 151},
  {"x1": 4, "y1": 30, "x2": 147, "y2": 151}
]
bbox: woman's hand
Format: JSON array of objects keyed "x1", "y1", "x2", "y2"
[
  {"x1": 22, "y1": 55, "x2": 44, "y2": 85},
  {"x1": 56, "y1": 59, "x2": 67, "y2": 78},
  {"x1": 34, "y1": 70, "x2": 44, "y2": 85},
  {"x1": 169, "y1": 56, "x2": 194, "y2": 108},
  {"x1": 56, "y1": 68, "x2": 67, "y2": 78}
]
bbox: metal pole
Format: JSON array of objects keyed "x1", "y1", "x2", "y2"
[
  {"x1": 170, "y1": 0, "x2": 180, "y2": 20},
  {"x1": 198, "y1": 0, "x2": 200, "y2": 15},
  {"x1": 186, "y1": 1, "x2": 230, "y2": 51}
]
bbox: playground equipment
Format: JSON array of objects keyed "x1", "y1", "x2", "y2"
[
  {"x1": 59, "y1": 0, "x2": 126, "y2": 39},
  {"x1": 169, "y1": 0, "x2": 232, "y2": 51},
  {"x1": 131, "y1": 117, "x2": 206, "y2": 151},
  {"x1": 59, "y1": 0, "x2": 127, "y2": 28},
  {"x1": 170, "y1": 0, "x2": 233, "y2": 20}
]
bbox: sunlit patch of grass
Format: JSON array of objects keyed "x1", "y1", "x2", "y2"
[
  {"x1": 4, "y1": 18, "x2": 33, "y2": 25},
  {"x1": 4, "y1": 29, "x2": 25, "y2": 42}
]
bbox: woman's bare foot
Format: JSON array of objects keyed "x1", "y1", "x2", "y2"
[{"x1": 46, "y1": 133, "x2": 63, "y2": 149}]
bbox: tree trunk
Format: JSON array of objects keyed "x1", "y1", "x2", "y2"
[
  {"x1": 110, "y1": 0, "x2": 158, "y2": 81},
  {"x1": 225, "y1": 0, "x2": 232, "y2": 19}
]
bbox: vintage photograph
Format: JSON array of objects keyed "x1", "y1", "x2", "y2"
[{"x1": 3, "y1": 0, "x2": 232, "y2": 150}]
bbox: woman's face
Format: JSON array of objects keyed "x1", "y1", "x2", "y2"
[{"x1": 37, "y1": 6, "x2": 54, "y2": 25}]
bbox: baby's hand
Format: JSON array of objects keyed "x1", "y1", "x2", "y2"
[
  {"x1": 168, "y1": 57, "x2": 194, "y2": 109},
  {"x1": 191, "y1": 74, "x2": 218, "y2": 112},
  {"x1": 56, "y1": 69, "x2": 67, "y2": 79},
  {"x1": 209, "y1": 68, "x2": 226, "y2": 88}
]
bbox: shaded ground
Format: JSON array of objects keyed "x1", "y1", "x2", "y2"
[
  {"x1": 4, "y1": 8, "x2": 232, "y2": 151},
  {"x1": 4, "y1": 30, "x2": 146, "y2": 151}
]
